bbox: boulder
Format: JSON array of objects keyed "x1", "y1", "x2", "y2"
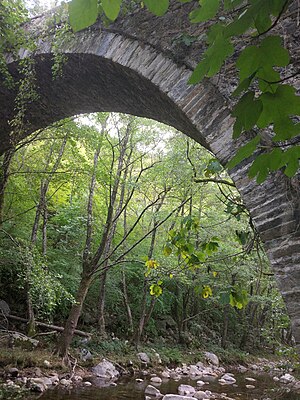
[
  {"x1": 189, "y1": 365, "x2": 200, "y2": 376},
  {"x1": 30, "y1": 377, "x2": 53, "y2": 387},
  {"x1": 145, "y1": 384, "x2": 162, "y2": 397},
  {"x1": 60, "y1": 378, "x2": 72, "y2": 386},
  {"x1": 161, "y1": 370, "x2": 170, "y2": 379},
  {"x1": 219, "y1": 374, "x2": 236, "y2": 385},
  {"x1": 150, "y1": 376, "x2": 162, "y2": 384},
  {"x1": 92, "y1": 360, "x2": 119, "y2": 379},
  {"x1": 137, "y1": 352, "x2": 150, "y2": 363},
  {"x1": 162, "y1": 395, "x2": 195, "y2": 400},
  {"x1": 177, "y1": 384, "x2": 195, "y2": 396},
  {"x1": 279, "y1": 373, "x2": 295, "y2": 384},
  {"x1": 204, "y1": 352, "x2": 219, "y2": 367},
  {"x1": 193, "y1": 390, "x2": 208, "y2": 399}
]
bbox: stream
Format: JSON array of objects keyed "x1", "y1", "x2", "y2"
[{"x1": 31, "y1": 372, "x2": 300, "y2": 400}]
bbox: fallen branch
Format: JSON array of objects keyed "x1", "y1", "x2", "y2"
[{"x1": 7, "y1": 315, "x2": 91, "y2": 338}]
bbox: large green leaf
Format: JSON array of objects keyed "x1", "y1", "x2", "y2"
[
  {"x1": 257, "y1": 85, "x2": 300, "y2": 141},
  {"x1": 143, "y1": 0, "x2": 169, "y2": 16},
  {"x1": 190, "y1": 0, "x2": 220, "y2": 23},
  {"x1": 69, "y1": 0, "x2": 98, "y2": 32},
  {"x1": 102, "y1": 0, "x2": 122, "y2": 21},
  {"x1": 232, "y1": 92, "x2": 263, "y2": 138},
  {"x1": 227, "y1": 135, "x2": 261, "y2": 170},
  {"x1": 236, "y1": 36, "x2": 289, "y2": 84},
  {"x1": 189, "y1": 24, "x2": 234, "y2": 83}
]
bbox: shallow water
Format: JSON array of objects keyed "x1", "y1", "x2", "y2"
[{"x1": 33, "y1": 372, "x2": 300, "y2": 400}]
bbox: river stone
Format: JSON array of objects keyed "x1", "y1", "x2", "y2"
[
  {"x1": 145, "y1": 384, "x2": 162, "y2": 397},
  {"x1": 162, "y1": 396, "x2": 195, "y2": 400},
  {"x1": 279, "y1": 373, "x2": 295, "y2": 384},
  {"x1": 189, "y1": 365, "x2": 200, "y2": 376},
  {"x1": 245, "y1": 377, "x2": 256, "y2": 382},
  {"x1": 60, "y1": 378, "x2": 72, "y2": 386},
  {"x1": 204, "y1": 352, "x2": 219, "y2": 367},
  {"x1": 196, "y1": 380, "x2": 206, "y2": 387},
  {"x1": 150, "y1": 376, "x2": 162, "y2": 384},
  {"x1": 178, "y1": 384, "x2": 195, "y2": 396},
  {"x1": 193, "y1": 390, "x2": 208, "y2": 399},
  {"x1": 245, "y1": 384, "x2": 255, "y2": 389},
  {"x1": 30, "y1": 377, "x2": 53, "y2": 387},
  {"x1": 137, "y1": 352, "x2": 150, "y2": 363},
  {"x1": 83, "y1": 381, "x2": 92, "y2": 386},
  {"x1": 161, "y1": 370, "x2": 170, "y2": 379},
  {"x1": 219, "y1": 374, "x2": 236, "y2": 385},
  {"x1": 7, "y1": 367, "x2": 19, "y2": 377},
  {"x1": 92, "y1": 360, "x2": 119, "y2": 379}
]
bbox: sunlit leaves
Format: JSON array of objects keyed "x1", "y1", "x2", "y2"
[
  {"x1": 150, "y1": 281, "x2": 163, "y2": 297},
  {"x1": 69, "y1": 0, "x2": 98, "y2": 32},
  {"x1": 229, "y1": 289, "x2": 248, "y2": 309},
  {"x1": 145, "y1": 258, "x2": 159, "y2": 277},
  {"x1": 202, "y1": 285, "x2": 213, "y2": 298},
  {"x1": 143, "y1": 0, "x2": 169, "y2": 16},
  {"x1": 190, "y1": 0, "x2": 219, "y2": 23}
]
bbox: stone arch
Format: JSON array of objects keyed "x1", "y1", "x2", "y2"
[{"x1": 0, "y1": 11, "x2": 299, "y2": 351}]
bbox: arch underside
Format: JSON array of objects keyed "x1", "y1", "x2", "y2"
[{"x1": 0, "y1": 28, "x2": 300, "y2": 353}]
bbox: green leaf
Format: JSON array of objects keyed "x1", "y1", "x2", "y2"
[
  {"x1": 189, "y1": 24, "x2": 234, "y2": 83},
  {"x1": 227, "y1": 135, "x2": 261, "y2": 170},
  {"x1": 236, "y1": 36, "x2": 289, "y2": 86},
  {"x1": 257, "y1": 85, "x2": 300, "y2": 141},
  {"x1": 163, "y1": 245, "x2": 172, "y2": 256},
  {"x1": 143, "y1": 0, "x2": 169, "y2": 16},
  {"x1": 283, "y1": 146, "x2": 300, "y2": 177},
  {"x1": 189, "y1": 0, "x2": 220, "y2": 23},
  {"x1": 69, "y1": 0, "x2": 98, "y2": 32},
  {"x1": 232, "y1": 92, "x2": 263, "y2": 138},
  {"x1": 102, "y1": 0, "x2": 122, "y2": 21}
]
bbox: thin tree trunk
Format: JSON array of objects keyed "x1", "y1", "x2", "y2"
[
  {"x1": 56, "y1": 273, "x2": 93, "y2": 360},
  {"x1": 0, "y1": 149, "x2": 14, "y2": 227}
]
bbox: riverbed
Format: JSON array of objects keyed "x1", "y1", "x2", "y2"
[{"x1": 31, "y1": 372, "x2": 300, "y2": 400}]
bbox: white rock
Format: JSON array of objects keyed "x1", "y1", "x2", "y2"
[
  {"x1": 245, "y1": 377, "x2": 256, "y2": 382},
  {"x1": 204, "y1": 352, "x2": 219, "y2": 367},
  {"x1": 145, "y1": 384, "x2": 162, "y2": 397},
  {"x1": 279, "y1": 373, "x2": 295, "y2": 384},
  {"x1": 246, "y1": 384, "x2": 255, "y2": 389},
  {"x1": 92, "y1": 360, "x2": 119, "y2": 379},
  {"x1": 43, "y1": 360, "x2": 51, "y2": 368},
  {"x1": 178, "y1": 384, "x2": 195, "y2": 396},
  {"x1": 193, "y1": 390, "x2": 207, "y2": 399},
  {"x1": 196, "y1": 380, "x2": 205, "y2": 387},
  {"x1": 60, "y1": 378, "x2": 72, "y2": 386},
  {"x1": 83, "y1": 381, "x2": 92, "y2": 386},
  {"x1": 161, "y1": 371, "x2": 170, "y2": 379},
  {"x1": 136, "y1": 378, "x2": 143, "y2": 383},
  {"x1": 150, "y1": 377, "x2": 162, "y2": 384},
  {"x1": 162, "y1": 395, "x2": 195, "y2": 400},
  {"x1": 273, "y1": 376, "x2": 280, "y2": 382},
  {"x1": 137, "y1": 352, "x2": 150, "y2": 363},
  {"x1": 219, "y1": 374, "x2": 236, "y2": 385}
]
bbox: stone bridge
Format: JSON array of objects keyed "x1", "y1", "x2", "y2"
[{"x1": 1, "y1": 2, "x2": 300, "y2": 350}]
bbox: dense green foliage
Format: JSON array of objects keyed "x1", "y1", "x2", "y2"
[{"x1": 0, "y1": 114, "x2": 293, "y2": 355}]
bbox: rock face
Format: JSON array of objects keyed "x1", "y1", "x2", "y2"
[{"x1": 92, "y1": 360, "x2": 119, "y2": 379}]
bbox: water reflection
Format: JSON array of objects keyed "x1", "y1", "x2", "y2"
[{"x1": 33, "y1": 373, "x2": 299, "y2": 400}]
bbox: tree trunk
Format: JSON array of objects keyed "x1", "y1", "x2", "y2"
[
  {"x1": 56, "y1": 273, "x2": 93, "y2": 360},
  {"x1": 0, "y1": 149, "x2": 14, "y2": 226},
  {"x1": 98, "y1": 270, "x2": 107, "y2": 337}
]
